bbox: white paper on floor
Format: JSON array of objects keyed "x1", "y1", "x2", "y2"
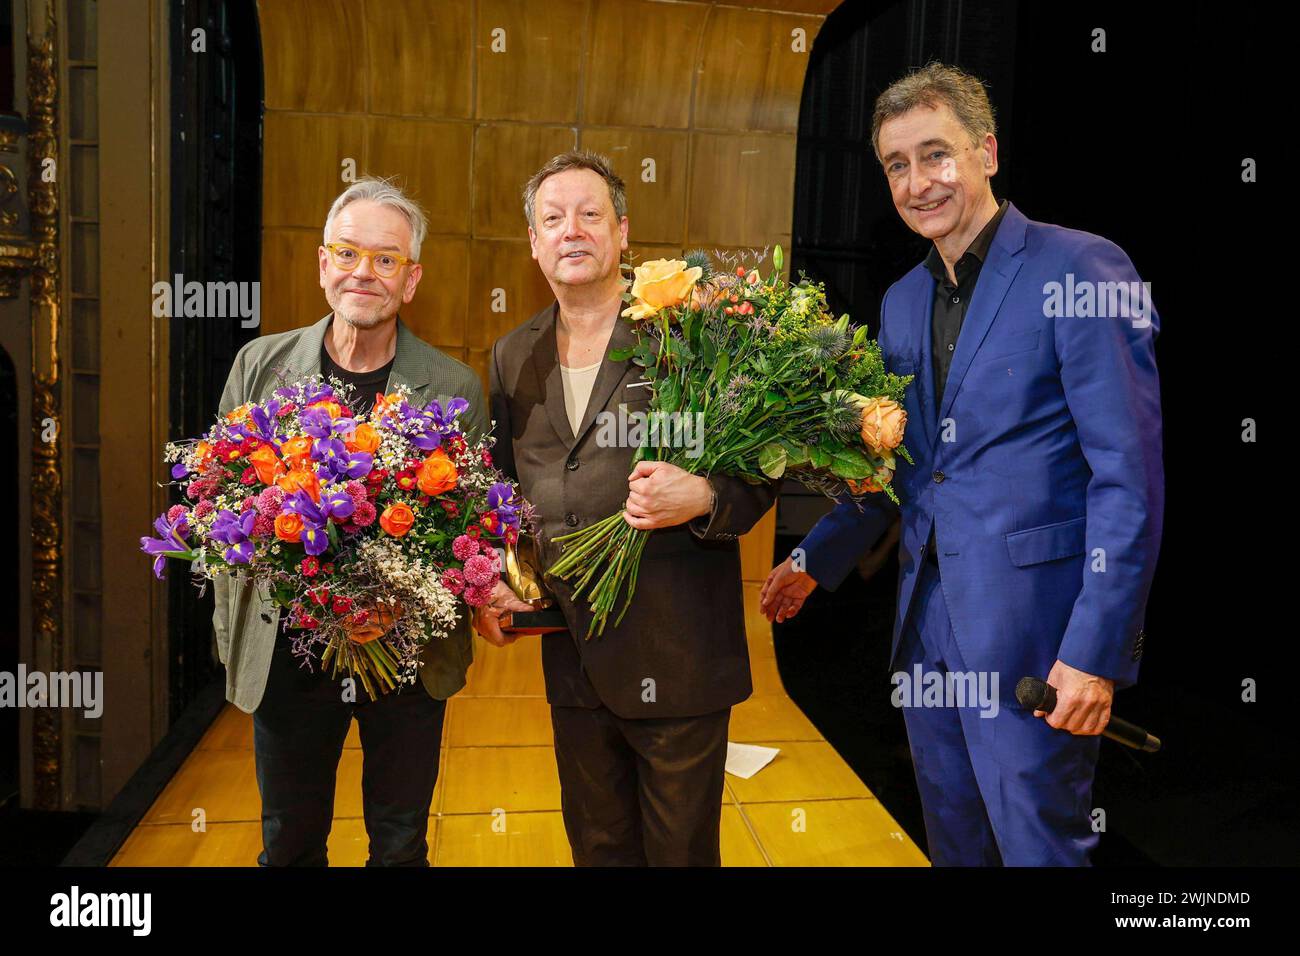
[{"x1": 725, "y1": 742, "x2": 780, "y2": 779}]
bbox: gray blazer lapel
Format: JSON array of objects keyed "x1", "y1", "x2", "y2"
[
  {"x1": 387, "y1": 315, "x2": 433, "y2": 395},
  {"x1": 282, "y1": 313, "x2": 333, "y2": 380}
]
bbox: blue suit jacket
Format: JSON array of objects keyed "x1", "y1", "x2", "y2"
[{"x1": 800, "y1": 202, "x2": 1163, "y2": 692}]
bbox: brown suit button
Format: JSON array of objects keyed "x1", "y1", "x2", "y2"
[{"x1": 565, "y1": 513, "x2": 578, "y2": 527}]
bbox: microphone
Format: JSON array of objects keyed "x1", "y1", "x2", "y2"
[{"x1": 1016, "y1": 677, "x2": 1162, "y2": 753}]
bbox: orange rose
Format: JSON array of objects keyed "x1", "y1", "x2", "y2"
[
  {"x1": 274, "y1": 512, "x2": 304, "y2": 542},
  {"x1": 277, "y1": 467, "x2": 321, "y2": 502},
  {"x1": 345, "y1": 422, "x2": 381, "y2": 454},
  {"x1": 225, "y1": 404, "x2": 253, "y2": 424},
  {"x1": 372, "y1": 392, "x2": 403, "y2": 418},
  {"x1": 379, "y1": 503, "x2": 415, "y2": 537},
  {"x1": 279, "y1": 435, "x2": 314, "y2": 468},
  {"x1": 857, "y1": 397, "x2": 907, "y2": 454},
  {"x1": 416, "y1": 449, "x2": 458, "y2": 496},
  {"x1": 846, "y1": 467, "x2": 893, "y2": 495},
  {"x1": 248, "y1": 445, "x2": 287, "y2": 485}
]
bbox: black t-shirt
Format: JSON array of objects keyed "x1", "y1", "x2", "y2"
[{"x1": 320, "y1": 343, "x2": 394, "y2": 418}]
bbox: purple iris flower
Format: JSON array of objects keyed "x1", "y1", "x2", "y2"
[
  {"x1": 282, "y1": 490, "x2": 326, "y2": 526},
  {"x1": 209, "y1": 508, "x2": 256, "y2": 565},
  {"x1": 311, "y1": 436, "x2": 372, "y2": 479},
  {"x1": 427, "y1": 397, "x2": 469, "y2": 428},
  {"x1": 299, "y1": 406, "x2": 339, "y2": 439},
  {"x1": 300, "y1": 525, "x2": 330, "y2": 556},
  {"x1": 140, "y1": 511, "x2": 192, "y2": 579},
  {"x1": 247, "y1": 399, "x2": 284, "y2": 446},
  {"x1": 304, "y1": 381, "x2": 335, "y2": 404},
  {"x1": 321, "y1": 488, "x2": 356, "y2": 520},
  {"x1": 487, "y1": 481, "x2": 520, "y2": 530},
  {"x1": 280, "y1": 492, "x2": 331, "y2": 556},
  {"x1": 311, "y1": 435, "x2": 347, "y2": 463},
  {"x1": 171, "y1": 461, "x2": 192, "y2": 480},
  {"x1": 284, "y1": 485, "x2": 355, "y2": 524},
  {"x1": 335, "y1": 452, "x2": 373, "y2": 480},
  {"x1": 408, "y1": 427, "x2": 443, "y2": 452},
  {"x1": 402, "y1": 404, "x2": 447, "y2": 452}
]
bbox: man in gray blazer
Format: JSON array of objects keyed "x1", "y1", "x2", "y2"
[
  {"x1": 474, "y1": 152, "x2": 778, "y2": 865},
  {"x1": 213, "y1": 177, "x2": 487, "y2": 866}
]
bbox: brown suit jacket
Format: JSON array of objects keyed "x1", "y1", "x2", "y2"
[{"x1": 490, "y1": 302, "x2": 779, "y2": 719}]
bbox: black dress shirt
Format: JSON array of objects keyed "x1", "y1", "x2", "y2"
[
  {"x1": 924, "y1": 199, "x2": 1009, "y2": 414},
  {"x1": 923, "y1": 199, "x2": 1008, "y2": 564}
]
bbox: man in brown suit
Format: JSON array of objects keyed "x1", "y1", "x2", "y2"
[{"x1": 473, "y1": 151, "x2": 778, "y2": 866}]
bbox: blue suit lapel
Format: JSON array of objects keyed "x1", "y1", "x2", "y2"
[{"x1": 935, "y1": 204, "x2": 1028, "y2": 425}]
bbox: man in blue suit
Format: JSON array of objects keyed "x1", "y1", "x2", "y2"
[{"x1": 760, "y1": 63, "x2": 1163, "y2": 866}]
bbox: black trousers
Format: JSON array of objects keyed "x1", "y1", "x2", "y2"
[
  {"x1": 550, "y1": 703, "x2": 731, "y2": 866},
  {"x1": 252, "y1": 637, "x2": 446, "y2": 866}
]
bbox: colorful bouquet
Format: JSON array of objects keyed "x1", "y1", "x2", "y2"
[
  {"x1": 141, "y1": 376, "x2": 534, "y2": 698},
  {"x1": 548, "y1": 246, "x2": 913, "y2": 638}
]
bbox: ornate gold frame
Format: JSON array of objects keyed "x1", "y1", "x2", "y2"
[{"x1": 26, "y1": 0, "x2": 62, "y2": 811}]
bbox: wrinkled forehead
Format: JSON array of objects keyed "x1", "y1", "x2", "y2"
[{"x1": 328, "y1": 200, "x2": 413, "y2": 252}]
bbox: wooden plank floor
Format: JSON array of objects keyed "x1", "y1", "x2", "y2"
[{"x1": 111, "y1": 582, "x2": 927, "y2": 866}]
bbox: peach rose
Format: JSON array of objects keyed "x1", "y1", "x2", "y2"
[
  {"x1": 416, "y1": 449, "x2": 458, "y2": 496},
  {"x1": 279, "y1": 435, "x2": 314, "y2": 468},
  {"x1": 622, "y1": 259, "x2": 703, "y2": 321},
  {"x1": 277, "y1": 467, "x2": 321, "y2": 502},
  {"x1": 274, "y1": 512, "x2": 304, "y2": 542},
  {"x1": 379, "y1": 503, "x2": 415, "y2": 537},
  {"x1": 858, "y1": 397, "x2": 907, "y2": 454},
  {"x1": 345, "y1": 423, "x2": 381, "y2": 455},
  {"x1": 248, "y1": 445, "x2": 286, "y2": 485}
]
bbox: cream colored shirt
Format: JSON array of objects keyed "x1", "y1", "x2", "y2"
[{"x1": 560, "y1": 359, "x2": 602, "y2": 439}]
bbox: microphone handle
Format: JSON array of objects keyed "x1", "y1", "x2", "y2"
[{"x1": 1103, "y1": 714, "x2": 1162, "y2": 753}]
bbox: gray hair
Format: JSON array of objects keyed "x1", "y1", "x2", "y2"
[
  {"x1": 323, "y1": 176, "x2": 428, "y2": 261},
  {"x1": 522, "y1": 150, "x2": 627, "y2": 229},
  {"x1": 871, "y1": 62, "x2": 997, "y2": 162}
]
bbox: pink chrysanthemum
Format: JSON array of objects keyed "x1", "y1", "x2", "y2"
[
  {"x1": 256, "y1": 486, "x2": 285, "y2": 517},
  {"x1": 441, "y1": 568, "x2": 466, "y2": 596},
  {"x1": 240, "y1": 496, "x2": 257, "y2": 512},
  {"x1": 462, "y1": 553, "x2": 499, "y2": 588},
  {"x1": 463, "y1": 584, "x2": 494, "y2": 607},
  {"x1": 252, "y1": 515, "x2": 274, "y2": 537},
  {"x1": 167, "y1": 504, "x2": 188, "y2": 523},
  {"x1": 451, "y1": 534, "x2": 480, "y2": 561},
  {"x1": 345, "y1": 480, "x2": 367, "y2": 506},
  {"x1": 352, "y1": 500, "x2": 377, "y2": 527},
  {"x1": 193, "y1": 500, "x2": 215, "y2": 519}
]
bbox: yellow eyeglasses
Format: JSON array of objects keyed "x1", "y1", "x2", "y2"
[{"x1": 324, "y1": 242, "x2": 417, "y2": 278}]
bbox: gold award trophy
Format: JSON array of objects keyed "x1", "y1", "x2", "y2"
[{"x1": 500, "y1": 535, "x2": 568, "y2": 634}]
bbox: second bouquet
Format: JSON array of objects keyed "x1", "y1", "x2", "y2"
[
  {"x1": 142, "y1": 376, "x2": 533, "y2": 699},
  {"x1": 547, "y1": 247, "x2": 914, "y2": 638}
]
